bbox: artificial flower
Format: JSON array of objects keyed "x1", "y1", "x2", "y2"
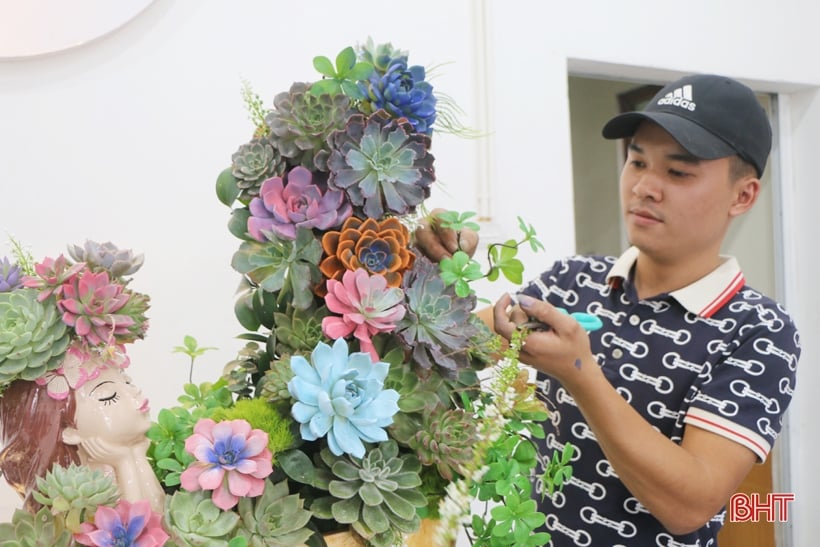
[
  {"x1": 326, "y1": 110, "x2": 434, "y2": 219},
  {"x1": 319, "y1": 216, "x2": 415, "y2": 292},
  {"x1": 287, "y1": 337, "x2": 399, "y2": 458},
  {"x1": 67, "y1": 240, "x2": 145, "y2": 278},
  {"x1": 360, "y1": 56, "x2": 437, "y2": 134},
  {"x1": 74, "y1": 499, "x2": 168, "y2": 547},
  {"x1": 322, "y1": 268, "x2": 406, "y2": 361},
  {"x1": 180, "y1": 418, "x2": 273, "y2": 510},
  {"x1": 0, "y1": 287, "x2": 71, "y2": 386},
  {"x1": 247, "y1": 166, "x2": 352, "y2": 241},
  {"x1": 0, "y1": 257, "x2": 21, "y2": 292},
  {"x1": 22, "y1": 254, "x2": 84, "y2": 301},
  {"x1": 34, "y1": 344, "x2": 101, "y2": 400},
  {"x1": 58, "y1": 269, "x2": 135, "y2": 347}
]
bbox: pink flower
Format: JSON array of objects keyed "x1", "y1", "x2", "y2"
[
  {"x1": 22, "y1": 254, "x2": 85, "y2": 301},
  {"x1": 58, "y1": 269, "x2": 134, "y2": 346},
  {"x1": 322, "y1": 268, "x2": 406, "y2": 361},
  {"x1": 74, "y1": 499, "x2": 168, "y2": 546},
  {"x1": 180, "y1": 418, "x2": 273, "y2": 510}
]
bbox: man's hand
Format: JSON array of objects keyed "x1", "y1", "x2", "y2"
[{"x1": 414, "y1": 208, "x2": 479, "y2": 262}]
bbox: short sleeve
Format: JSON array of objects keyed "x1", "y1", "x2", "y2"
[{"x1": 684, "y1": 307, "x2": 800, "y2": 461}]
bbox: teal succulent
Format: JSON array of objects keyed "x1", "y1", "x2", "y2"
[
  {"x1": 231, "y1": 228, "x2": 323, "y2": 311},
  {"x1": 326, "y1": 110, "x2": 435, "y2": 219},
  {"x1": 311, "y1": 441, "x2": 426, "y2": 546},
  {"x1": 66, "y1": 240, "x2": 144, "y2": 278},
  {"x1": 231, "y1": 136, "x2": 287, "y2": 203},
  {"x1": 395, "y1": 254, "x2": 480, "y2": 375},
  {"x1": 0, "y1": 507, "x2": 73, "y2": 547},
  {"x1": 408, "y1": 405, "x2": 478, "y2": 481},
  {"x1": 265, "y1": 82, "x2": 355, "y2": 172},
  {"x1": 0, "y1": 288, "x2": 70, "y2": 387},
  {"x1": 163, "y1": 489, "x2": 240, "y2": 546},
  {"x1": 32, "y1": 463, "x2": 119, "y2": 531},
  {"x1": 357, "y1": 39, "x2": 409, "y2": 75},
  {"x1": 234, "y1": 479, "x2": 314, "y2": 546}
]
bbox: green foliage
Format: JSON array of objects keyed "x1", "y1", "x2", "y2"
[
  {"x1": 541, "y1": 443, "x2": 575, "y2": 497},
  {"x1": 435, "y1": 211, "x2": 544, "y2": 298},
  {"x1": 0, "y1": 507, "x2": 73, "y2": 546},
  {"x1": 311, "y1": 46, "x2": 374, "y2": 100},
  {"x1": 235, "y1": 480, "x2": 315, "y2": 546},
  {"x1": 210, "y1": 398, "x2": 296, "y2": 460},
  {"x1": 147, "y1": 379, "x2": 233, "y2": 487},
  {"x1": 173, "y1": 334, "x2": 218, "y2": 383}
]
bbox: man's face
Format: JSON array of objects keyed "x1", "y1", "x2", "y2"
[{"x1": 619, "y1": 121, "x2": 743, "y2": 263}]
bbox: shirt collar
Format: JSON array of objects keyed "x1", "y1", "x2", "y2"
[{"x1": 606, "y1": 246, "x2": 745, "y2": 318}]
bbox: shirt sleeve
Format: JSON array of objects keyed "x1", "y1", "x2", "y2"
[{"x1": 684, "y1": 305, "x2": 800, "y2": 462}]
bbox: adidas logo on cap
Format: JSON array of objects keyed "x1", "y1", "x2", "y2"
[{"x1": 656, "y1": 84, "x2": 696, "y2": 112}]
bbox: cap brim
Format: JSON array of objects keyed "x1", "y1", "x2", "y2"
[{"x1": 602, "y1": 111, "x2": 736, "y2": 160}]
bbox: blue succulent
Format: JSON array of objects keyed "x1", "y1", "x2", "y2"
[
  {"x1": 288, "y1": 338, "x2": 400, "y2": 458},
  {"x1": 0, "y1": 257, "x2": 21, "y2": 293},
  {"x1": 360, "y1": 58, "x2": 437, "y2": 135}
]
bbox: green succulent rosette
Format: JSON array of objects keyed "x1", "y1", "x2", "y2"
[{"x1": 0, "y1": 288, "x2": 71, "y2": 388}]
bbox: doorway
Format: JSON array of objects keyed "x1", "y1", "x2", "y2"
[{"x1": 567, "y1": 75, "x2": 783, "y2": 547}]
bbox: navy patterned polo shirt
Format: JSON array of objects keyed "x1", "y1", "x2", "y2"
[{"x1": 519, "y1": 248, "x2": 800, "y2": 547}]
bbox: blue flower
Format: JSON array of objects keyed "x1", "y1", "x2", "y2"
[
  {"x1": 361, "y1": 58, "x2": 437, "y2": 135},
  {"x1": 288, "y1": 337, "x2": 400, "y2": 458},
  {"x1": 0, "y1": 257, "x2": 21, "y2": 293}
]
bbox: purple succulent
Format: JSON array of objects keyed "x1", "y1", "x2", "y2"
[
  {"x1": 360, "y1": 58, "x2": 437, "y2": 135},
  {"x1": 0, "y1": 257, "x2": 22, "y2": 292},
  {"x1": 247, "y1": 166, "x2": 353, "y2": 241}
]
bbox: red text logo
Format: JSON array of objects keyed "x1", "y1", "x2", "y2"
[{"x1": 729, "y1": 492, "x2": 795, "y2": 523}]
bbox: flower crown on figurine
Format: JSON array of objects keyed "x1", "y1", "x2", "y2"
[{"x1": 0, "y1": 240, "x2": 150, "y2": 399}]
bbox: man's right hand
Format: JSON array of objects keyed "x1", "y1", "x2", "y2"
[{"x1": 414, "y1": 208, "x2": 479, "y2": 262}]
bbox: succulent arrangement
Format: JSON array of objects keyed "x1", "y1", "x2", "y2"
[
  {"x1": 151, "y1": 38, "x2": 567, "y2": 547},
  {"x1": 0, "y1": 39, "x2": 571, "y2": 547}
]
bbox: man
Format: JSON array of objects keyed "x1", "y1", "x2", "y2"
[{"x1": 417, "y1": 74, "x2": 800, "y2": 546}]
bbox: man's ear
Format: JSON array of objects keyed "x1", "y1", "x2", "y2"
[
  {"x1": 62, "y1": 427, "x2": 82, "y2": 446},
  {"x1": 729, "y1": 177, "x2": 760, "y2": 218}
]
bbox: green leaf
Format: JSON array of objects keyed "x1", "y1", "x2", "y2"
[
  {"x1": 348, "y1": 61, "x2": 374, "y2": 81},
  {"x1": 312, "y1": 55, "x2": 336, "y2": 77},
  {"x1": 334, "y1": 46, "x2": 357, "y2": 75},
  {"x1": 216, "y1": 167, "x2": 240, "y2": 207},
  {"x1": 228, "y1": 208, "x2": 252, "y2": 240},
  {"x1": 277, "y1": 449, "x2": 317, "y2": 485},
  {"x1": 309, "y1": 78, "x2": 340, "y2": 97}
]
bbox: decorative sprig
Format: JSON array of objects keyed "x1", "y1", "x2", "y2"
[
  {"x1": 173, "y1": 334, "x2": 217, "y2": 383},
  {"x1": 436, "y1": 211, "x2": 545, "y2": 298},
  {"x1": 310, "y1": 46, "x2": 374, "y2": 100},
  {"x1": 6, "y1": 235, "x2": 35, "y2": 276},
  {"x1": 436, "y1": 329, "x2": 568, "y2": 546},
  {"x1": 240, "y1": 78, "x2": 270, "y2": 137}
]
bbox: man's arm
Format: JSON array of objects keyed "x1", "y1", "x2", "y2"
[{"x1": 494, "y1": 293, "x2": 756, "y2": 534}]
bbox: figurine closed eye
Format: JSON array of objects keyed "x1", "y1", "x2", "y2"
[{"x1": 0, "y1": 352, "x2": 165, "y2": 514}]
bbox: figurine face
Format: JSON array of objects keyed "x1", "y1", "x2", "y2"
[{"x1": 68, "y1": 365, "x2": 152, "y2": 446}]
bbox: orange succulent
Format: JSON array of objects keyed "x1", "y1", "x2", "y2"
[{"x1": 320, "y1": 216, "x2": 416, "y2": 293}]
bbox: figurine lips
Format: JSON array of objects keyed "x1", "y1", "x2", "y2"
[{"x1": 138, "y1": 399, "x2": 150, "y2": 413}]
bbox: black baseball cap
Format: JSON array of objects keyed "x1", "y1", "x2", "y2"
[{"x1": 602, "y1": 74, "x2": 772, "y2": 177}]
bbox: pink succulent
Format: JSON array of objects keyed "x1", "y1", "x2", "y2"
[
  {"x1": 22, "y1": 254, "x2": 85, "y2": 301},
  {"x1": 322, "y1": 268, "x2": 406, "y2": 361},
  {"x1": 57, "y1": 269, "x2": 135, "y2": 347},
  {"x1": 74, "y1": 499, "x2": 168, "y2": 546},
  {"x1": 247, "y1": 166, "x2": 352, "y2": 241},
  {"x1": 180, "y1": 418, "x2": 273, "y2": 510}
]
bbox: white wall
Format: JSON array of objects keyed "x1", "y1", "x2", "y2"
[{"x1": 1, "y1": 1, "x2": 819, "y2": 544}]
